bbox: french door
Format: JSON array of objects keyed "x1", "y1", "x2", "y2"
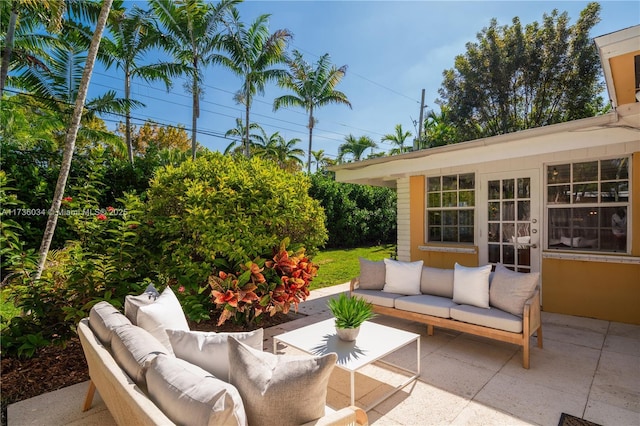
[{"x1": 479, "y1": 170, "x2": 541, "y2": 273}]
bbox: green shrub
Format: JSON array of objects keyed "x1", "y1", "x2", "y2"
[{"x1": 143, "y1": 152, "x2": 328, "y2": 297}]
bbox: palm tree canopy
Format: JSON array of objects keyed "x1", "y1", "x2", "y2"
[
  {"x1": 338, "y1": 134, "x2": 377, "y2": 163},
  {"x1": 382, "y1": 123, "x2": 412, "y2": 155}
]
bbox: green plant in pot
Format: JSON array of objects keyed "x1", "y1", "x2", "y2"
[{"x1": 328, "y1": 294, "x2": 376, "y2": 341}]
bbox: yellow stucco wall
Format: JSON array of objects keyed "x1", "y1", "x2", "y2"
[
  {"x1": 408, "y1": 153, "x2": 640, "y2": 325},
  {"x1": 610, "y1": 51, "x2": 640, "y2": 106}
]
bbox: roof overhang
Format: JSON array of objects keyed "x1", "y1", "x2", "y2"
[
  {"x1": 594, "y1": 25, "x2": 640, "y2": 108},
  {"x1": 332, "y1": 104, "x2": 640, "y2": 188}
]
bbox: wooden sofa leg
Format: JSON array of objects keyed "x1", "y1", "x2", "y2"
[
  {"x1": 522, "y1": 336, "x2": 531, "y2": 369},
  {"x1": 537, "y1": 326, "x2": 543, "y2": 348},
  {"x1": 82, "y1": 380, "x2": 96, "y2": 412},
  {"x1": 427, "y1": 324, "x2": 434, "y2": 336}
]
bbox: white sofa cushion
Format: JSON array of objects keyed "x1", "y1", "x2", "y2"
[
  {"x1": 450, "y1": 304, "x2": 523, "y2": 333},
  {"x1": 489, "y1": 263, "x2": 539, "y2": 317},
  {"x1": 420, "y1": 266, "x2": 455, "y2": 298},
  {"x1": 137, "y1": 286, "x2": 189, "y2": 355},
  {"x1": 167, "y1": 328, "x2": 263, "y2": 382},
  {"x1": 146, "y1": 354, "x2": 247, "y2": 426},
  {"x1": 352, "y1": 289, "x2": 404, "y2": 308},
  {"x1": 111, "y1": 324, "x2": 169, "y2": 386},
  {"x1": 382, "y1": 259, "x2": 423, "y2": 295},
  {"x1": 358, "y1": 258, "x2": 386, "y2": 290},
  {"x1": 228, "y1": 337, "x2": 337, "y2": 426},
  {"x1": 395, "y1": 295, "x2": 457, "y2": 318},
  {"x1": 124, "y1": 284, "x2": 160, "y2": 324},
  {"x1": 89, "y1": 301, "x2": 131, "y2": 346},
  {"x1": 452, "y1": 263, "x2": 492, "y2": 309}
]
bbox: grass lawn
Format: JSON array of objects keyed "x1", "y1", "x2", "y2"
[{"x1": 310, "y1": 244, "x2": 396, "y2": 290}]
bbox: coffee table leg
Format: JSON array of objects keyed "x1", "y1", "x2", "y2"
[{"x1": 350, "y1": 371, "x2": 355, "y2": 406}]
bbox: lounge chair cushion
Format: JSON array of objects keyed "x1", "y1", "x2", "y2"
[
  {"x1": 452, "y1": 263, "x2": 492, "y2": 309},
  {"x1": 357, "y1": 258, "x2": 386, "y2": 290},
  {"x1": 89, "y1": 301, "x2": 131, "y2": 346},
  {"x1": 382, "y1": 259, "x2": 424, "y2": 295},
  {"x1": 124, "y1": 284, "x2": 160, "y2": 324},
  {"x1": 111, "y1": 324, "x2": 169, "y2": 386},
  {"x1": 420, "y1": 266, "x2": 455, "y2": 298},
  {"x1": 137, "y1": 286, "x2": 189, "y2": 355},
  {"x1": 395, "y1": 295, "x2": 457, "y2": 318},
  {"x1": 450, "y1": 304, "x2": 523, "y2": 333},
  {"x1": 146, "y1": 354, "x2": 247, "y2": 426},
  {"x1": 352, "y1": 289, "x2": 404, "y2": 307},
  {"x1": 228, "y1": 337, "x2": 337, "y2": 426},
  {"x1": 489, "y1": 263, "x2": 539, "y2": 317},
  {"x1": 167, "y1": 328, "x2": 263, "y2": 382}
]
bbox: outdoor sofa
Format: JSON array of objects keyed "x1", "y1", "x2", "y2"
[
  {"x1": 350, "y1": 259, "x2": 543, "y2": 369},
  {"x1": 78, "y1": 288, "x2": 368, "y2": 426}
]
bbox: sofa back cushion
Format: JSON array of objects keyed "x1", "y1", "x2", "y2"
[
  {"x1": 111, "y1": 324, "x2": 169, "y2": 386},
  {"x1": 167, "y1": 328, "x2": 263, "y2": 382},
  {"x1": 146, "y1": 354, "x2": 247, "y2": 426},
  {"x1": 357, "y1": 258, "x2": 386, "y2": 290},
  {"x1": 489, "y1": 263, "x2": 540, "y2": 317},
  {"x1": 137, "y1": 286, "x2": 189, "y2": 355},
  {"x1": 420, "y1": 266, "x2": 455, "y2": 298},
  {"x1": 228, "y1": 337, "x2": 336, "y2": 426},
  {"x1": 89, "y1": 301, "x2": 131, "y2": 346},
  {"x1": 382, "y1": 259, "x2": 423, "y2": 295}
]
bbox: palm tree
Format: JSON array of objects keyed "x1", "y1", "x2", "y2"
[
  {"x1": 35, "y1": 0, "x2": 114, "y2": 280},
  {"x1": 382, "y1": 124, "x2": 412, "y2": 155},
  {"x1": 311, "y1": 149, "x2": 328, "y2": 173},
  {"x1": 420, "y1": 107, "x2": 459, "y2": 148},
  {"x1": 101, "y1": 5, "x2": 183, "y2": 164},
  {"x1": 338, "y1": 134, "x2": 377, "y2": 163},
  {"x1": 150, "y1": 0, "x2": 238, "y2": 159},
  {"x1": 255, "y1": 132, "x2": 304, "y2": 172},
  {"x1": 274, "y1": 50, "x2": 351, "y2": 173},
  {"x1": 223, "y1": 117, "x2": 265, "y2": 155},
  {"x1": 220, "y1": 11, "x2": 291, "y2": 158}
]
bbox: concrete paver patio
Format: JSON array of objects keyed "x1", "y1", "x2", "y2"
[{"x1": 8, "y1": 283, "x2": 640, "y2": 426}]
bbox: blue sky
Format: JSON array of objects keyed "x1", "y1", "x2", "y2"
[{"x1": 92, "y1": 1, "x2": 640, "y2": 161}]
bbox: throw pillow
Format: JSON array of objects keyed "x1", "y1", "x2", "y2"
[
  {"x1": 228, "y1": 337, "x2": 337, "y2": 426},
  {"x1": 89, "y1": 301, "x2": 131, "y2": 346},
  {"x1": 420, "y1": 266, "x2": 455, "y2": 298},
  {"x1": 137, "y1": 286, "x2": 189, "y2": 355},
  {"x1": 382, "y1": 258, "x2": 424, "y2": 295},
  {"x1": 124, "y1": 283, "x2": 161, "y2": 324},
  {"x1": 357, "y1": 258, "x2": 386, "y2": 290},
  {"x1": 489, "y1": 263, "x2": 540, "y2": 317},
  {"x1": 110, "y1": 324, "x2": 169, "y2": 387},
  {"x1": 146, "y1": 354, "x2": 247, "y2": 426},
  {"x1": 452, "y1": 263, "x2": 492, "y2": 309},
  {"x1": 167, "y1": 328, "x2": 263, "y2": 382}
]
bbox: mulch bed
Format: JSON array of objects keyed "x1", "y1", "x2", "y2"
[{"x1": 0, "y1": 312, "x2": 300, "y2": 426}]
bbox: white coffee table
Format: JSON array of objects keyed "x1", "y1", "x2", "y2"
[{"x1": 273, "y1": 318, "x2": 420, "y2": 411}]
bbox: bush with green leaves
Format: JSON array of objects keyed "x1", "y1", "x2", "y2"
[
  {"x1": 310, "y1": 174, "x2": 397, "y2": 248},
  {"x1": 143, "y1": 153, "x2": 328, "y2": 301}
]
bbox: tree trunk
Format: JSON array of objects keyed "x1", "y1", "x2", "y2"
[
  {"x1": 34, "y1": 0, "x2": 114, "y2": 280},
  {"x1": 244, "y1": 97, "x2": 250, "y2": 158},
  {"x1": 125, "y1": 70, "x2": 133, "y2": 164},
  {"x1": 191, "y1": 75, "x2": 198, "y2": 160},
  {"x1": 0, "y1": 6, "x2": 18, "y2": 97},
  {"x1": 307, "y1": 106, "x2": 314, "y2": 174}
]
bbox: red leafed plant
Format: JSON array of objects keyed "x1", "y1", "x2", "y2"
[{"x1": 208, "y1": 239, "x2": 318, "y2": 326}]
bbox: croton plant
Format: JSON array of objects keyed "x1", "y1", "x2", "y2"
[{"x1": 208, "y1": 240, "x2": 318, "y2": 326}]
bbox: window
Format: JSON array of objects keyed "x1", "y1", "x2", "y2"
[
  {"x1": 426, "y1": 173, "x2": 475, "y2": 243},
  {"x1": 546, "y1": 158, "x2": 630, "y2": 253}
]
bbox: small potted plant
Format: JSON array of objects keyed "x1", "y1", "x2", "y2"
[{"x1": 327, "y1": 294, "x2": 376, "y2": 341}]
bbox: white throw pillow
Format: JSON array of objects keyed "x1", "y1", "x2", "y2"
[
  {"x1": 137, "y1": 286, "x2": 189, "y2": 355},
  {"x1": 382, "y1": 259, "x2": 424, "y2": 295},
  {"x1": 167, "y1": 328, "x2": 263, "y2": 382},
  {"x1": 452, "y1": 263, "x2": 492, "y2": 309},
  {"x1": 124, "y1": 283, "x2": 160, "y2": 324}
]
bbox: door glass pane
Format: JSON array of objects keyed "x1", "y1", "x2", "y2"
[
  {"x1": 502, "y1": 223, "x2": 514, "y2": 243},
  {"x1": 502, "y1": 179, "x2": 515, "y2": 199},
  {"x1": 503, "y1": 245, "x2": 515, "y2": 264},
  {"x1": 489, "y1": 244, "x2": 500, "y2": 263},
  {"x1": 502, "y1": 201, "x2": 515, "y2": 221},
  {"x1": 488, "y1": 181, "x2": 500, "y2": 200},
  {"x1": 518, "y1": 248, "x2": 531, "y2": 266},
  {"x1": 488, "y1": 223, "x2": 500, "y2": 242},
  {"x1": 518, "y1": 178, "x2": 530, "y2": 198},
  {"x1": 489, "y1": 202, "x2": 500, "y2": 221},
  {"x1": 518, "y1": 201, "x2": 530, "y2": 221}
]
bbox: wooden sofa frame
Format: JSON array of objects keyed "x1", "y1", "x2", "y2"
[
  {"x1": 350, "y1": 279, "x2": 543, "y2": 369},
  {"x1": 78, "y1": 318, "x2": 368, "y2": 426}
]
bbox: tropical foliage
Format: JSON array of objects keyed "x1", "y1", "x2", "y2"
[{"x1": 338, "y1": 134, "x2": 378, "y2": 162}]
